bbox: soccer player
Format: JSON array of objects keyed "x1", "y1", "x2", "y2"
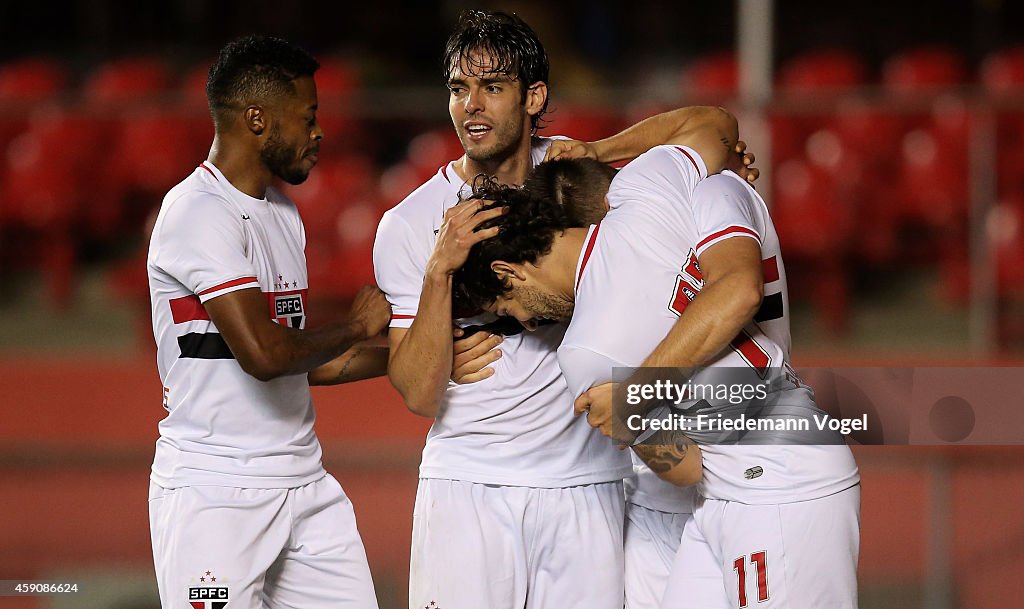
[
  {"x1": 453, "y1": 145, "x2": 861, "y2": 607},
  {"x1": 372, "y1": 9, "x2": 742, "y2": 609},
  {"x1": 147, "y1": 35, "x2": 391, "y2": 609}
]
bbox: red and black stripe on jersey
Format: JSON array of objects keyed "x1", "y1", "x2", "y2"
[{"x1": 168, "y1": 288, "x2": 308, "y2": 359}]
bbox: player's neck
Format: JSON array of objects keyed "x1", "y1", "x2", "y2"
[
  {"x1": 208, "y1": 137, "x2": 272, "y2": 200},
  {"x1": 548, "y1": 228, "x2": 590, "y2": 300},
  {"x1": 454, "y1": 134, "x2": 534, "y2": 186}
]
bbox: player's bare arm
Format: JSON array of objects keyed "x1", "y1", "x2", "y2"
[
  {"x1": 387, "y1": 200, "x2": 505, "y2": 416},
  {"x1": 633, "y1": 429, "x2": 702, "y2": 487},
  {"x1": 641, "y1": 236, "x2": 764, "y2": 370},
  {"x1": 574, "y1": 381, "x2": 704, "y2": 486},
  {"x1": 308, "y1": 338, "x2": 389, "y2": 385},
  {"x1": 546, "y1": 106, "x2": 738, "y2": 167},
  {"x1": 662, "y1": 107, "x2": 741, "y2": 176},
  {"x1": 204, "y1": 284, "x2": 391, "y2": 382},
  {"x1": 576, "y1": 237, "x2": 761, "y2": 485},
  {"x1": 546, "y1": 106, "x2": 757, "y2": 184}
]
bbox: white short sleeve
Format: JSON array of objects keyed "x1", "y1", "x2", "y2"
[
  {"x1": 607, "y1": 145, "x2": 708, "y2": 211},
  {"x1": 692, "y1": 171, "x2": 763, "y2": 256},
  {"x1": 151, "y1": 193, "x2": 259, "y2": 302},
  {"x1": 557, "y1": 345, "x2": 627, "y2": 400},
  {"x1": 373, "y1": 210, "x2": 428, "y2": 328}
]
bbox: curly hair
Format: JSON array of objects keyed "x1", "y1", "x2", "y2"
[
  {"x1": 453, "y1": 176, "x2": 571, "y2": 313},
  {"x1": 207, "y1": 34, "x2": 319, "y2": 129},
  {"x1": 443, "y1": 10, "x2": 550, "y2": 132}
]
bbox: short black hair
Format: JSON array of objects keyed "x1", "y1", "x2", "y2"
[
  {"x1": 524, "y1": 158, "x2": 617, "y2": 226},
  {"x1": 207, "y1": 34, "x2": 319, "y2": 128},
  {"x1": 443, "y1": 10, "x2": 550, "y2": 131},
  {"x1": 453, "y1": 176, "x2": 571, "y2": 312}
]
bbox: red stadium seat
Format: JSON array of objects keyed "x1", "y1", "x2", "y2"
[
  {"x1": 777, "y1": 49, "x2": 866, "y2": 93},
  {"x1": 179, "y1": 61, "x2": 212, "y2": 109},
  {"x1": 315, "y1": 57, "x2": 360, "y2": 102},
  {"x1": 774, "y1": 50, "x2": 868, "y2": 164},
  {"x1": 104, "y1": 109, "x2": 208, "y2": 235},
  {"x1": 896, "y1": 127, "x2": 968, "y2": 226},
  {"x1": 0, "y1": 107, "x2": 102, "y2": 308},
  {"x1": 0, "y1": 57, "x2": 67, "y2": 102},
  {"x1": 286, "y1": 156, "x2": 379, "y2": 301},
  {"x1": 981, "y1": 48, "x2": 1024, "y2": 198},
  {"x1": 802, "y1": 127, "x2": 898, "y2": 264},
  {"x1": 980, "y1": 46, "x2": 1024, "y2": 94},
  {"x1": 682, "y1": 52, "x2": 737, "y2": 102},
  {"x1": 0, "y1": 58, "x2": 69, "y2": 166},
  {"x1": 406, "y1": 129, "x2": 464, "y2": 181},
  {"x1": 993, "y1": 195, "x2": 1024, "y2": 295},
  {"x1": 82, "y1": 57, "x2": 173, "y2": 106},
  {"x1": 771, "y1": 158, "x2": 853, "y2": 332},
  {"x1": 379, "y1": 161, "x2": 428, "y2": 206},
  {"x1": 546, "y1": 106, "x2": 621, "y2": 143},
  {"x1": 882, "y1": 47, "x2": 967, "y2": 94},
  {"x1": 286, "y1": 156, "x2": 376, "y2": 241}
]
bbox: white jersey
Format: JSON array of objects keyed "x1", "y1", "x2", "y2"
[
  {"x1": 559, "y1": 146, "x2": 859, "y2": 506},
  {"x1": 373, "y1": 137, "x2": 631, "y2": 487},
  {"x1": 148, "y1": 162, "x2": 324, "y2": 489}
]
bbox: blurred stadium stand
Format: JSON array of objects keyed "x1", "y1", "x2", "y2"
[{"x1": 3, "y1": 45, "x2": 1024, "y2": 349}]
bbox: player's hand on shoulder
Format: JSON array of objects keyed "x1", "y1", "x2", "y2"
[
  {"x1": 728, "y1": 140, "x2": 759, "y2": 185},
  {"x1": 450, "y1": 326, "x2": 502, "y2": 384},
  {"x1": 544, "y1": 139, "x2": 598, "y2": 162},
  {"x1": 348, "y1": 285, "x2": 392, "y2": 338},
  {"x1": 427, "y1": 199, "x2": 506, "y2": 277}
]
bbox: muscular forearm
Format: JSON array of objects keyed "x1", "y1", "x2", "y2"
[
  {"x1": 633, "y1": 430, "x2": 703, "y2": 487},
  {"x1": 387, "y1": 269, "x2": 455, "y2": 417},
  {"x1": 308, "y1": 341, "x2": 389, "y2": 385},
  {"x1": 642, "y1": 274, "x2": 762, "y2": 370},
  {"x1": 246, "y1": 319, "x2": 372, "y2": 381},
  {"x1": 205, "y1": 287, "x2": 379, "y2": 382},
  {"x1": 591, "y1": 106, "x2": 735, "y2": 165}
]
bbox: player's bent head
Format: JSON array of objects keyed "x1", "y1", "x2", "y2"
[
  {"x1": 207, "y1": 34, "x2": 320, "y2": 132},
  {"x1": 443, "y1": 10, "x2": 550, "y2": 130},
  {"x1": 453, "y1": 176, "x2": 570, "y2": 313},
  {"x1": 525, "y1": 158, "x2": 617, "y2": 226}
]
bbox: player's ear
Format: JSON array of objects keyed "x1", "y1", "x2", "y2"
[
  {"x1": 244, "y1": 105, "x2": 266, "y2": 136},
  {"x1": 524, "y1": 81, "x2": 547, "y2": 118},
  {"x1": 491, "y1": 261, "x2": 526, "y2": 282}
]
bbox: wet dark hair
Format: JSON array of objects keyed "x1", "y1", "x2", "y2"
[
  {"x1": 443, "y1": 10, "x2": 550, "y2": 131},
  {"x1": 523, "y1": 158, "x2": 617, "y2": 226},
  {"x1": 207, "y1": 34, "x2": 319, "y2": 129},
  {"x1": 453, "y1": 175, "x2": 571, "y2": 312}
]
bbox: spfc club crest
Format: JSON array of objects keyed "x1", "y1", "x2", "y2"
[{"x1": 188, "y1": 570, "x2": 228, "y2": 609}]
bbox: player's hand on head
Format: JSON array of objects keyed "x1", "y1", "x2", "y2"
[
  {"x1": 427, "y1": 199, "x2": 506, "y2": 276},
  {"x1": 348, "y1": 285, "x2": 392, "y2": 338},
  {"x1": 450, "y1": 327, "x2": 502, "y2": 384},
  {"x1": 544, "y1": 139, "x2": 598, "y2": 162},
  {"x1": 729, "y1": 140, "x2": 759, "y2": 184}
]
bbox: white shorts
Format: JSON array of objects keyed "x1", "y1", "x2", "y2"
[
  {"x1": 624, "y1": 503, "x2": 688, "y2": 609},
  {"x1": 149, "y1": 474, "x2": 378, "y2": 609},
  {"x1": 410, "y1": 478, "x2": 625, "y2": 609},
  {"x1": 662, "y1": 485, "x2": 861, "y2": 609}
]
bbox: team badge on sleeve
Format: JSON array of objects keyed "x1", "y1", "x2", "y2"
[{"x1": 267, "y1": 289, "x2": 308, "y2": 328}]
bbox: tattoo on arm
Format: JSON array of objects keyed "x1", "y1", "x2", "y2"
[
  {"x1": 332, "y1": 347, "x2": 361, "y2": 383},
  {"x1": 633, "y1": 429, "x2": 692, "y2": 474}
]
